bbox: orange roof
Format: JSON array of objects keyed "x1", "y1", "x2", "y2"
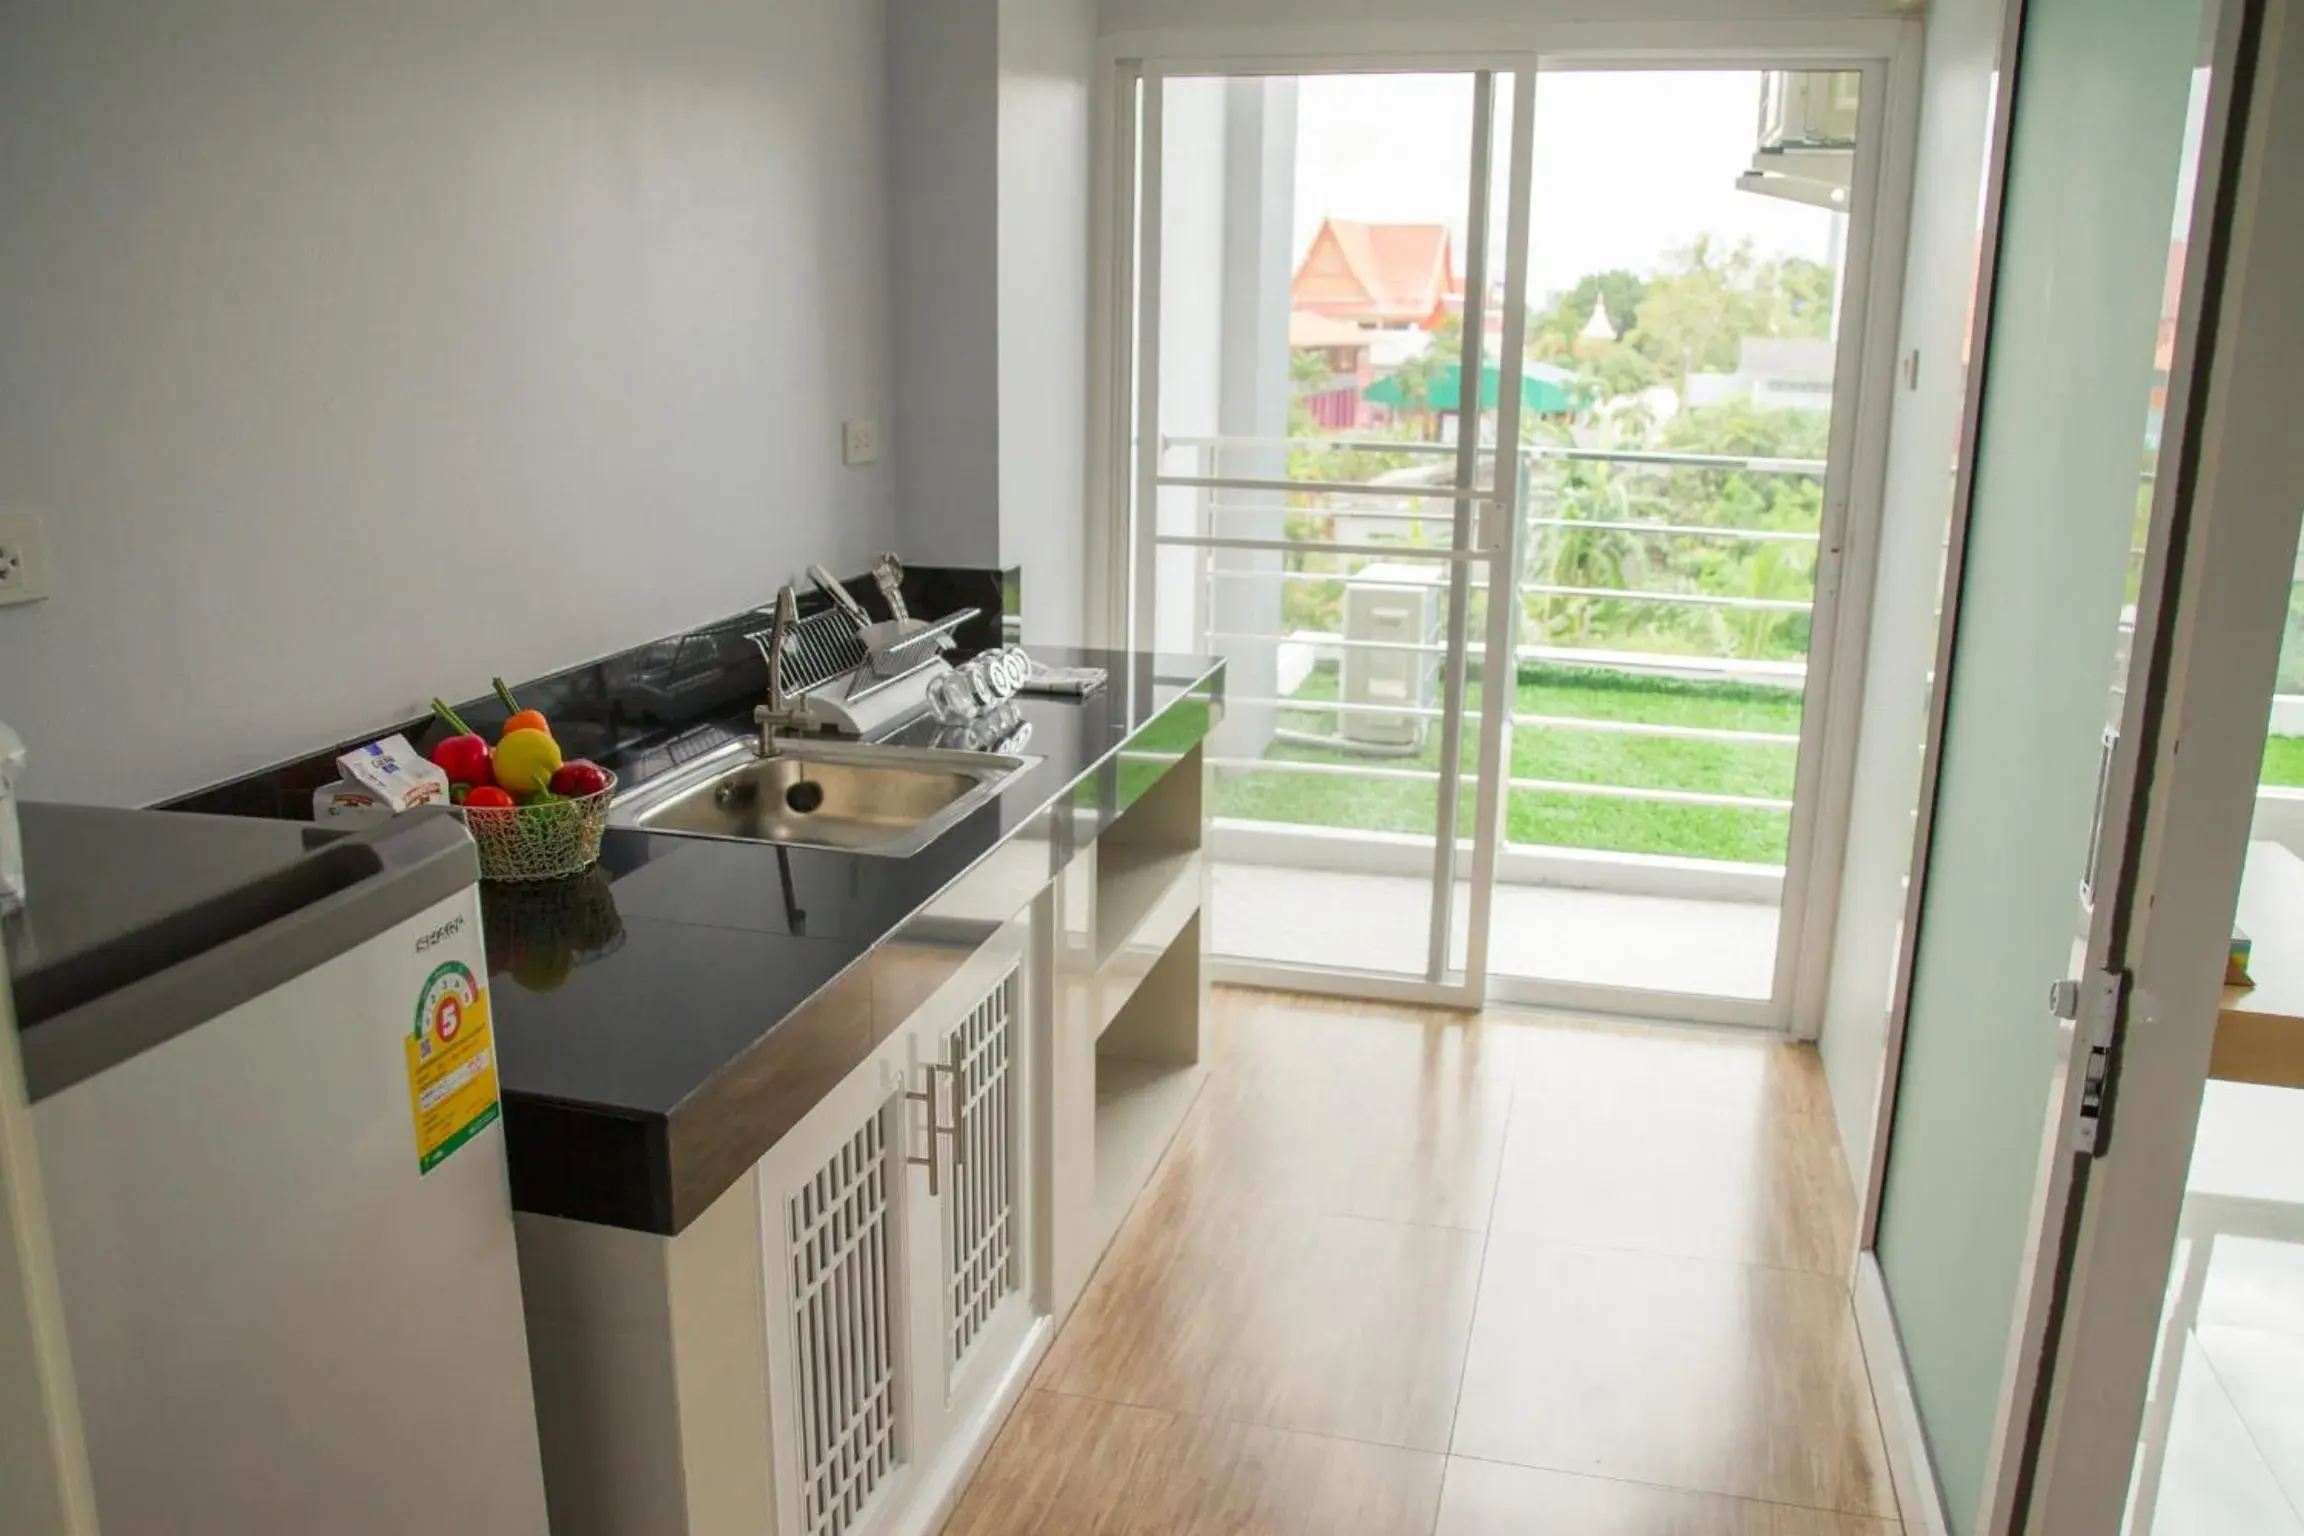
[{"x1": 1291, "y1": 220, "x2": 1461, "y2": 329}]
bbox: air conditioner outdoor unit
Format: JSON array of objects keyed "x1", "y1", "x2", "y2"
[
  {"x1": 1342, "y1": 561, "x2": 1445, "y2": 750},
  {"x1": 1757, "y1": 70, "x2": 1860, "y2": 148},
  {"x1": 1740, "y1": 71, "x2": 1859, "y2": 211}
]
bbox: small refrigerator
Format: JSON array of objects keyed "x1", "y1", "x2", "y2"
[{"x1": 3, "y1": 804, "x2": 549, "y2": 1536}]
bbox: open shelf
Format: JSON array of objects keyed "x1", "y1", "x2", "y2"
[
  {"x1": 1088, "y1": 908, "x2": 1205, "y2": 1249},
  {"x1": 1092, "y1": 1055, "x2": 1204, "y2": 1242},
  {"x1": 1093, "y1": 848, "x2": 1202, "y2": 1037},
  {"x1": 1092, "y1": 841, "x2": 1199, "y2": 971},
  {"x1": 1090, "y1": 736, "x2": 1204, "y2": 970}
]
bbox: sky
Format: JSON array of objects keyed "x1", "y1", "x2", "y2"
[{"x1": 1288, "y1": 71, "x2": 1842, "y2": 303}]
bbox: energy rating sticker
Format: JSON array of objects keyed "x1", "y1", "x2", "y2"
[{"x1": 405, "y1": 960, "x2": 501, "y2": 1174}]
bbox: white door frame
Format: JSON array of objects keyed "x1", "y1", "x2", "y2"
[
  {"x1": 1086, "y1": 23, "x2": 1922, "y2": 1029},
  {"x1": 0, "y1": 981, "x2": 100, "y2": 1534},
  {"x1": 2016, "y1": 0, "x2": 2304, "y2": 1527}
]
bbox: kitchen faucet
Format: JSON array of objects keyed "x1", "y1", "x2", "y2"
[{"x1": 751, "y1": 585, "x2": 815, "y2": 758}]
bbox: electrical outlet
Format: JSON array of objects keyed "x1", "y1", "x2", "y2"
[
  {"x1": 841, "y1": 418, "x2": 880, "y2": 467},
  {"x1": 0, "y1": 512, "x2": 51, "y2": 606}
]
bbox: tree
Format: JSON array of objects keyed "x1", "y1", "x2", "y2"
[
  {"x1": 1529, "y1": 472, "x2": 1648, "y2": 648},
  {"x1": 1660, "y1": 398, "x2": 1830, "y2": 463},
  {"x1": 1774, "y1": 256, "x2": 1837, "y2": 338},
  {"x1": 1628, "y1": 236, "x2": 1837, "y2": 391},
  {"x1": 1527, "y1": 269, "x2": 1647, "y2": 358},
  {"x1": 1290, "y1": 346, "x2": 1334, "y2": 398},
  {"x1": 1382, "y1": 315, "x2": 1463, "y2": 439}
]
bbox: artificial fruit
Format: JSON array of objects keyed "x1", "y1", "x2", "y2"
[
  {"x1": 493, "y1": 728, "x2": 563, "y2": 797},
  {"x1": 550, "y1": 760, "x2": 612, "y2": 798}
]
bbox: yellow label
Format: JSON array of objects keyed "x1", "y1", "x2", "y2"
[{"x1": 405, "y1": 960, "x2": 501, "y2": 1174}]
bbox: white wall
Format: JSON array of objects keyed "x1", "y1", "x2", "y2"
[
  {"x1": 890, "y1": 0, "x2": 1096, "y2": 645},
  {"x1": 0, "y1": 0, "x2": 893, "y2": 805},
  {"x1": 998, "y1": 0, "x2": 1097, "y2": 646},
  {"x1": 1208, "y1": 79, "x2": 1298, "y2": 758},
  {"x1": 1149, "y1": 80, "x2": 1231, "y2": 659},
  {"x1": 1816, "y1": 0, "x2": 2003, "y2": 1188}
]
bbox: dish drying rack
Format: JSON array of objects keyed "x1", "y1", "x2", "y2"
[{"x1": 745, "y1": 604, "x2": 979, "y2": 737}]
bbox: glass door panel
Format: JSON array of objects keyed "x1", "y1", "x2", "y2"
[
  {"x1": 1133, "y1": 70, "x2": 1504, "y2": 991},
  {"x1": 1480, "y1": 67, "x2": 1860, "y2": 1016}
]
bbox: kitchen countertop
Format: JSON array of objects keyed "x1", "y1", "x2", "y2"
[{"x1": 486, "y1": 646, "x2": 1223, "y2": 1235}]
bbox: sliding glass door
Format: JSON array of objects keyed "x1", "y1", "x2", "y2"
[
  {"x1": 1126, "y1": 67, "x2": 1517, "y2": 1001},
  {"x1": 1116, "y1": 53, "x2": 1888, "y2": 1022},
  {"x1": 1475, "y1": 66, "x2": 1877, "y2": 1018}
]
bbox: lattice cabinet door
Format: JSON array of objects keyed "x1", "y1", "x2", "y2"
[
  {"x1": 936, "y1": 960, "x2": 1031, "y2": 1391},
  {"x1": 902, "y1": 912, "x2": 1040, "y2": 1473},
  {"x1": 757, "y1": 1029, "x2": 924, "y2": 1536},
  {"x1": 759, "y1": 912, "x2": 1044, "y2": 1536}
]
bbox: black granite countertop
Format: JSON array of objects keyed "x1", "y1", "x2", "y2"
[{"x1": 483, "y1": 646, "x2": 1223, "y2": 1234}]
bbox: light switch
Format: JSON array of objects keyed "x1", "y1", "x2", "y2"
[
  {"x1": 842, "y1": 419, "x2": 880, "y2": 467},
  {"x1": 0, "y1": 512, "x2": 52, "y2": 606}
]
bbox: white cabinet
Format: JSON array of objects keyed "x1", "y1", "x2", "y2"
[
  {"x1": 911, "y1": 950, "x2": 1036, "y2": 1467},
  {"x1": 515, "y1": 740, "x2": 1211, "y2": 1536},
  {"x1": 755, "y1": 914, "x2": 1037, "y2": 1536},
  {"x1": 755, "y1": 1025, "x2": 912, "y2": 1536}
]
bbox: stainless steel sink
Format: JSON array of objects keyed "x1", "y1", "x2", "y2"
[{"x1": 609, "y1": 741, "x2": 1036, "y2": 857}]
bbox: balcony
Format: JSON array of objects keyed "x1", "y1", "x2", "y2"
[{"x1": 1151, "y1": 432, "x2": 1821, "y2": 1002}]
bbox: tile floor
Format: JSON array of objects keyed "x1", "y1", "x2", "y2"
[
  {"x1": 1210, "y1": 865, "x2": 1782, "y2": 1000},
  {"x1": 2133, "y1": 1080, "x2": 2304, "y2": 1534},
  {"x1": 944, "y1": 987, "x2": 1898, "y2": 1535}
]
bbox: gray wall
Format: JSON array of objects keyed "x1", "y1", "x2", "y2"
[
  {"x1": 890, "y1": 0, "x2": 1095, "y2": 647},
  {"x1": 890, "y1": 0, "x2": 1002, "y2": 573},
  {"x1": 998, "y1": 0, "x2": 1096, "y2": 647},
  {"x1": 0, "y1": 0, "x2": 893, "y2": 804}
]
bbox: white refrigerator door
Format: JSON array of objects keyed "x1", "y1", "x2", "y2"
[{"x1": 34, "y1": 887, "x2": 549, "y2": 1536}]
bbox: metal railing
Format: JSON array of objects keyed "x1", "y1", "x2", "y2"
[{"x1": 1152, "y1": 434, "x2": 1821, "y2": 862}]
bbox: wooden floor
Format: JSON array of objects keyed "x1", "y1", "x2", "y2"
[{"x1": 944, "y1": 987, "x2": 1900, "y2": 1536}]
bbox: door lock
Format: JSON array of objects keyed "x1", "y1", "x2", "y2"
[{"x1": 2052, "y1": 968, "x2": 2130, "y2": 1156}]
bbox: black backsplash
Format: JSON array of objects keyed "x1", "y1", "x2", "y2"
[{"x1": 166, "y1": 565, "x2": 1017, "y2": 820}]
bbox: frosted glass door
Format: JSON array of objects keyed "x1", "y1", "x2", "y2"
[{"x1": 1870, "y1": 1, "x2": 2215, "y2": 1530}]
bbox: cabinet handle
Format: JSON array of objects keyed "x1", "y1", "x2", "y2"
[
  {"x1": 904, "y1": 1060, "x2": 959, "y2": 1197},
  {"x1": 946, "y1": 1033, "x2": 968, "y2": 1172}
]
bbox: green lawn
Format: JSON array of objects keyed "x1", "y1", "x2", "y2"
[
  {"x1": 1215, "y1": 663, "x2": 2304, "y2": 864},
  {"x1": 1216, "y1": 663, "x2": 1803, "y2": 865},
  {"x1": 2264, "y1": 734, "x2": 2304, "y2": 788}
]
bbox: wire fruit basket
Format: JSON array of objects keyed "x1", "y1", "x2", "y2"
[{"x1": 452, "y1": 773, "x2": 617, "y2": 882}]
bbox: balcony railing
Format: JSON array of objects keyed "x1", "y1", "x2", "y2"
[{"x1": 1150, "y1": 434, "x2": 1826, "y2": 887}]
